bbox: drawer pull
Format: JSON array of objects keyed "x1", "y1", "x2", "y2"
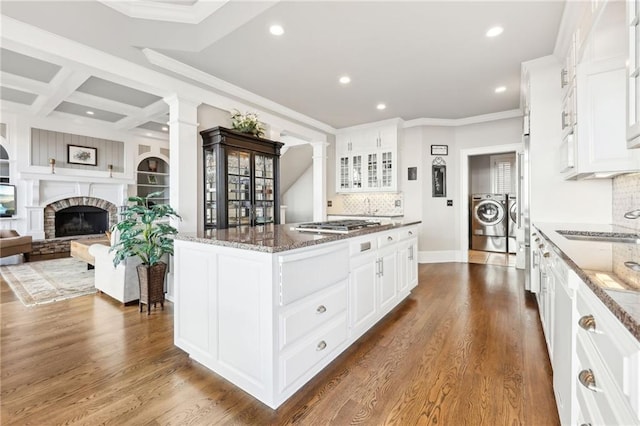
[
  {"x1": 408, "y1": 231, "x2": 413, "y2": 235},
  {"x1": 578, "y1": 369, "x2": 600, "y2": 392},
  {"x1": 580, "y1": 424, "x2": 592, "y2": 426},
  {"x1": 535, "y1": 238, "x2": 540, "y2": 243},
  {"x1": 316, "y1": 305, "x2": 327, "y2": 314},
  {"x1": 316, "y1": 340, "x2": 327, "y2": 351},
  {"x1": 542, "y1": 251, "x2": 550, "y2": 258},
  {"x1": 578, "y1": 315, "x2": 596, "y2": 333},
  {"x1": 625, "y1": 261, "x2": 640, "y2": 272},
  {"x1": 387, "y1": 236, "x2": 393, "y2": 241},
  {"x1": 360, "y1": 242, "x2": 371, "y2": 252},
  {"x1": 538, "y1": 244, "x2": 544, "y2": 249}
]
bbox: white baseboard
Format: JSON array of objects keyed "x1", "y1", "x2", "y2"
[{"x1": 418, "y1": 250, "x2": 462, "y2": 263}]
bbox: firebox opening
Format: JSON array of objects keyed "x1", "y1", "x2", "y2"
[{"x1": 55, "y1": 206, "x2": 109, "y2": 238}]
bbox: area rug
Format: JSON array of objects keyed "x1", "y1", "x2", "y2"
[{"x1": 0, "y1": 258, "x2": 95, "y2": 306}]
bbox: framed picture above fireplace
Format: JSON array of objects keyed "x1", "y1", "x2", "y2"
[{"x1": 68, "y1": 145, "x2": 97, "y2": 166}]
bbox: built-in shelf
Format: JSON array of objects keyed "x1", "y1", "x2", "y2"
[{"x1": 136, "y1": 156, "x2": 169, "y2": 203}]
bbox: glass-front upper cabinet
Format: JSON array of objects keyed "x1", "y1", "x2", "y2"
[
  {"x1": 628, "y1": 0, "x2": 640, "y2": 147},
  {"x1": 200, "y1": 127, "x2": 283, "y2": 230}
]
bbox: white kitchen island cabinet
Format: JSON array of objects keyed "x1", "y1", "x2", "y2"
[{"x1": 173, "y1": 222, "x2": 419, "y2": 409}]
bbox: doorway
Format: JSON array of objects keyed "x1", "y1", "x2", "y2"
[{"x1": 459, "y1": 143, "x2": 522, "y2": 266}]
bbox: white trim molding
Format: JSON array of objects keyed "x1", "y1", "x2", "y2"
[
  {"x1": 403, "y1": 109, "x2": 522, "y2": 128},
  {"x1": 418, "y1": 250, "x2": 461, "y2": 264},
  {"x1": 97, "y1": 0, "x2": 228, "y2": 25}
]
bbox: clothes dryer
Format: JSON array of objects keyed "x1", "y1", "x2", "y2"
[
  {"x1": 470, "y1": 193, "x2": 507, "y2": 253},
  {"x1": 507, "y1": 193, "x2": 517, "y2": 254}
]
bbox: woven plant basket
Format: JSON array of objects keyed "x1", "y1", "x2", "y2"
[{"x1": 136, "y1": 262, "x2": 167, "y2": 315}]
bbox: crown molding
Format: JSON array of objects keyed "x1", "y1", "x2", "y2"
[
  {"x1": 403, "y1": 109, "x2": 522, "y2": 128},
  {"x1": 97, "y1": 0, "x2": 228, "y2": 25}
]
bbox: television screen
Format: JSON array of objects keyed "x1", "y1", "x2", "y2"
[{"x1": 0, "y1": 184, "x2": 16, "y2": 217}]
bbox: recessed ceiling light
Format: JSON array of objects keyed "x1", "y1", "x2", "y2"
[
  {"x1": 486, "y1": 26, "x2": 504, "y2": 37},
  {"x1": 269, "y1": 25, "x2": 284, "y2": 36},
  {"x1": 161, "y1": 126, "x2": 168, "y2": 131},
  {"x1": 494, "y1": 86, "x2": 507, "y2": 93},
  {"x1": 86, "y1": 110, "x2": 95, "y2": 115},
  {"x1": 146, "y1": 132, "x2": 152, "y2": 137},
  {"x1": 339, "y1": 75, "x2": 351, "y2": 84},
  {"x1": 376, "y1": 103, "x2": 386, "y2": 110}
]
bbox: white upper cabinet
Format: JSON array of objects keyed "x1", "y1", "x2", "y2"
[
  {"x1": 335, "y1": 122, "x2": 399, "y2": 193},
  {"x1": 627, "y1": 0, "x2": 640, "y2": 147},
  {"x1": 561, "y1": 0, "x2": 640, "y2": 178}
]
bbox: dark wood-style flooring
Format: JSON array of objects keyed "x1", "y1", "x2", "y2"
[{"x1": 1, "y1": 263, "x2": 559, "y2": 425}]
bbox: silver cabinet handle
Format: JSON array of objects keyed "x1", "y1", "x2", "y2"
[
  {"x1": 561, "y1": 111, "x2": 569, "y2": 129},
  {"x1": 624, "y1": 209, "x2": 640, "y2": 219},
  {"x1": 316, "y1": 305, "x2": 327, "y2": 314},
  {"x1": 578, "y1": 369, "x2": 600, "y2": 392},
  {"x1": 561, "y1": 68, "x2": 568, "y2": 88},
  {"x1": 316, "y1": 340, "x2": 327, "y2": 351},
  {"x1": 408, "y1": 231, "x2": 413, "y2": 235},
  {"x1": 534, "y1": 238, "x2": 540, "y2": 243},
  {"x1": 578, "y1": 315, "x2": 596, "y2": 333},
  {"x1": 409, "y1": 246, "x2": 414, "y2": 261},
  {"x1": 625, "y1": 261, "x2": 640, "y2": 272},
  {"x1": 376, "y1": 259, "x2": 381, "y2": 277},
  {"x1": 542, "y1": 251, "x2": 550, "y2": 258}
]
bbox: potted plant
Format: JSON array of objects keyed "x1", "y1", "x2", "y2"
[
  {"x1": 110, "y1": 191, "x2": 180, "y2": 314},
  {"x1": 230, "y1": 109, "x2": 266, "y2": 137}
]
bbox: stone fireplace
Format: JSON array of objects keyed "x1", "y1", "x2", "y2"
[{"x1": 44, "y1": 197, "x2": 117, "y2": 240}]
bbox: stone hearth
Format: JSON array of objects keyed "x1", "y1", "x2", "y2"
[{"x1": 44, "y1": 197, "x2": 117, "y2": 240}]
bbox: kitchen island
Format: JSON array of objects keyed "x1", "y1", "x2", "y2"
[{"x1": 173, "y1": 221, "x2": 419, "y2": 409}]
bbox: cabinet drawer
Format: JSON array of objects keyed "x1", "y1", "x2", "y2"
[
  {"x1": 378, "y1": 231, "x2": 398, "y2": 248},
  {"x1": 349, "y1": 235, "x2": 378, "y2": 256},
  {"x1": 279, "y1": 243, "x2": 349, "y2": 305},
  {"x1": 279, "y1": 281, "x2": 347, "y2": 349},
  {"x1": 576, "y1": 282, "x2": 640, "y2": 414},
  {"x1": 576, "y1": 333, "x2": 637, "y2": 425},
  {"x1": 280, "y1": 314, "x2": 348, "y2": 391},
  {"x1": 398, "y1": 226, "x2": 418, "y2": 241}
]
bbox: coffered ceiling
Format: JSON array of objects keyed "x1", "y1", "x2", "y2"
[{"x1": 0, "y1": 1, "x2": 565, "y2": 134}]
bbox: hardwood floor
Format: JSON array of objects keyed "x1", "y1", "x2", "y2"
[{"x1": 1, "y1": 263, "x2": 559, "y2": 425}]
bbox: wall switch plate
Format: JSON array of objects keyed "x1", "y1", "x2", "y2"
[
  {"x1": 395, "y1": 200, "x2": 401, "y2": 207},
  {"x1": 447, "y1": 200, "x2": 453, "y2": 206},
  {"x1": 327, "y1": 200, "x2": 332, "y2": 207}
]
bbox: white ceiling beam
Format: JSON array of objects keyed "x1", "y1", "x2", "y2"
[
  {"x1": 66, "y1": 91, "x2": 142, "y2": 117},
  {"x1": 0, "y1": 71, "x2": 52, "y2": 96},
  {"x1": 114, "y1": 99, "x2": 168, "y2": 130},
  {"x1": 130, "y1": 127, "x2": 169, "y2": 141},
  {"x1": 30, "y1": 68, "x2": 90, "y2": 117},
  {"x1": 1, "y1": 100, "x2": 32, "y2": 115},
  {"x1": 98, "y1": 0, "x2": 229, "y2": 25}
]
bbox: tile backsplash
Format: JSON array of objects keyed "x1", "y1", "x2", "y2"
[
  {"x1": 334, "y1": 193, "x2": 404, "y2": 216},
  {"x1": 612, "y1": 173, "x2": 640, "y2": 289},
  {"x1": 613, "y1": 173, "x2": 640, "y2": 231}
]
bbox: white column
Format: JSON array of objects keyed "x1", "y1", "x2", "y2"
[
  {"x1": 164, "y1": 95, "x2": 200, "y2": 234},
  {"x1": 310, "y1": 141, "x2": 329, "y2": 221}
]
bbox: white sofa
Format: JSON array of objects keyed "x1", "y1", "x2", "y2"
[{"x1": 89, "y1": 241, "x2": 143, "y2": 304}]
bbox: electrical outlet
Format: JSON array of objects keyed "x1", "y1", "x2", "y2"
[
  {"x1": 447, "y1": 200, "x2": 453, "y2": 206},
  {"x1": 327, "y1": 200, "x2": 332, "y2": 207},
  {"x1": 395, "y1": 200, "x2": 401, "y2": 207}
]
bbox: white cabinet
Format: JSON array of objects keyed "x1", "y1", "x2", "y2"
[
  {"x1": 628, "y1": 0, "x2": 640, "y2": 147},
  {"x1": 175, "y1": 225, "x2": 419, "y2": 409},
  {"x1": 398, "y1": 228, "x2": 418, "y2": 293},
  {"x1": 336, "y1": 123, "x2": 398, "y2": 193},
  {"x1": 561, "y1": 0, "x2": 640, "y2": 178}
]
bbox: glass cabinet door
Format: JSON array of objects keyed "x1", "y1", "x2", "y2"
[
  {"x1": 339, "y1": 156, "x2": 350, "y2": 190},
  {"x1": 204, "y1": 149, "x2": 217, "y2": 227},
  {"x1": 367, "y1": 153, "x2": 378, "y2": 188},
  {"x1": 254, "y1": 154, "x2": 275, "y2": 225},
  {"x1": 227, "y1": 150, "x2": 252, "y2": 226},
  {"x1": 381, "y1": 151, "x2": 393, "y2": 188},
  {"x1": 352, "y1": 154, "x2": 362, "y2": 189}
]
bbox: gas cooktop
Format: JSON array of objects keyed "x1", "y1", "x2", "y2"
[{"x1": 293, "y1": 219, "x2": 382, "y2": 234}]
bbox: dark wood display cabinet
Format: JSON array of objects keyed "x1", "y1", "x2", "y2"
[{"x1": 200, "y1": 126, "x2": 284, "y2": 229}]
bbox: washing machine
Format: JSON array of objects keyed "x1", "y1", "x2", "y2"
[
  {"x1": 470, "y1": 193, "x2": 508, "y2": 253},
  {"x1": 507, "y1": 193, "x2": 517, "y2": 254}
]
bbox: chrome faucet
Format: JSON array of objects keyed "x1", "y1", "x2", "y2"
[{"x1": 624, "y1": 209, "x2": 640, "y2": 219}]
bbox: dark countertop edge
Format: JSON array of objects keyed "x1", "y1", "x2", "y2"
[
  {"x1": 175, "y1": 221, "x2": 422, "y2": 254},
  {"x1": 533, "y1": 224, "x2": 640, "y2": 342},
  {"x1": 327, "y1": 213, "x2": 405, "y2": 218}
]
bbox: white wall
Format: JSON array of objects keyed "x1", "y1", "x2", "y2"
[{"x1": 282, "y1": 165, "x2": 313, "y2": 224}]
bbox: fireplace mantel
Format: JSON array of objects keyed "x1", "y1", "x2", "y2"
[{"x1": 22, "y1": 178, "x2": 128, "y2": 240}]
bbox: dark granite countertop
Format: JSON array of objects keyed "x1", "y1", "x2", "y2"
[
  {"x1": 534, "y1": 222, "x2": 640, "y2": 341},
  {"x1": 175, "y1": 221, "x2": 421, "y2": 254},
  {"x1": 327, "y1": 213, "x2": 405, "y2": 218}
]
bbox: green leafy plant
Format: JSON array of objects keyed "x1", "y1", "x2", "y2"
[
  {"x1": 230, "y1": 109, "x2": 266, "y2": 137},
  {"x1": 110, "y1": 191, "x2": 181, "y2": 267}
]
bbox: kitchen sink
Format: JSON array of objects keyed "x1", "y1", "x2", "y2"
[{"x1": 556, "y1": 230, "x2": 640, "y2": 244}]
